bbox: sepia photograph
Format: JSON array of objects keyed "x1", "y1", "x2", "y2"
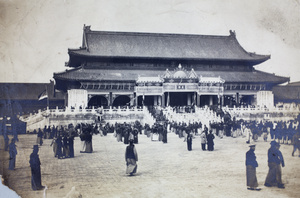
[{"x1": 1, "y1": 0, "x2": 300, "y2": 197}]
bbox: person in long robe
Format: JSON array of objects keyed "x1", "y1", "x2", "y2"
[
  {"x1": 4, "y1": 134, "x2": 9, "y2": 151},
  {"x1": 245, "y1": 144, "x2": 261, "y2": 191},
  {"x1": 85, "y1": 133, "x2": 93, "y2": 153},
  {"x1": 187, "y1": 133, "x2": 193, "y2": 151},
  {"x1": 68, "y1": 135, "x2": 75, "y2": 158},
  {"x1": 62, "y1": 134, "x2": 69, "y2": 158},
  {"x1": 162, "y1": 126, "x2": 168, "y2": 143},
  {"x1": 8, "y1": 138, "x2": 17, "y2": 170},
  {"x1": 50, "y1": 137, "x2": 58, "y2": 157},
  {"x1": 207, "y1": 130, "x2": 215, "y2": 151},
  {"x1": 133, "y1": 128, "x2": 139, "y2": 144},
  {"x1": 80, "y1": 131, "x2": 86, "y2": 153},
  {"x1": 200, "y1": 132, "x2": 207, "y2": 151},
  {"x1": 36, "y1": 128, "x2": 43, "y2": 146},
  {"x1": 292, "y1": 131, "x2": 300, "y2": 157},
  {"x1": 125, "y1": 140, "x2": 138, "y2": 176},
  {"x1": 264, "y1": 141, "x2": 285, "y2": 188},
  {"x1": 124, "y1": 129, "x2": 129, "y2": 144},
  {"x1": 29, "y1": 145, "x2": 44, "y2": 191},
  {"x1": 56, "y1": 135, "x2": 63, "y2": 159}
]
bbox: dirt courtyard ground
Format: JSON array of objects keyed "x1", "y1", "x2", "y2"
[{"x1": 1, "y1": 132, "x2": 300, "y2": 198}]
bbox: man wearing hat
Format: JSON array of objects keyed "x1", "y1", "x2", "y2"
[
  {"x1": 264, "y1": 141, "x2": 285, "y2": 188},
  {"x1": 29, "y1": 145, "x2": 44, "y2": 190},
  {"x1": 245, "y1": 144, "x2": 261, "y2": 191}
]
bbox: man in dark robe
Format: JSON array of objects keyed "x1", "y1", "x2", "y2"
[
  {"x1": 264, "y1": 141, "x2": 285, "y2": 188},
  {"x1": 62, "y1": 133, "x2": 69, "y2": 158},
  {"x1": 56, "y1": 135, "x2": 63, "y2": 159},
  {"x1": 245, "y1": 144, "x2": 261, "y2": 191},
  {"x1": 68, "y1": 135, "x2": 75, "y2": 158},
  {"x1": 187, "y1": 132, "x2": 193, "y2": 151},
  {"x1": 207, "y1": 130, "x2": 215, "y2": 151},
  {"x1": 8, "y1": 138, "x2": 17, "y2": 170},
  {"x1": 125, "y1": 140, "x2": 138, "y2": 176},
  {"x1": 124, "y1": 127, "x2": 129, "y2": 144},
  {"x1": 29, "y1": 145, "x2": 44, "y2": 190}
]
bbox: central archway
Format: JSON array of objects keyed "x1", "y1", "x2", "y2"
[
  {"x1": 88, "y1": 95, "x2": 108, "y2": 107},
  {"x1": 168, "y1": 92, "x2": 192, "y2": 106}
]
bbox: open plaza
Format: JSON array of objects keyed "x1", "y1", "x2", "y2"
[{"x1": 1, "y1": 129, "x2": 300, "y2": 198}]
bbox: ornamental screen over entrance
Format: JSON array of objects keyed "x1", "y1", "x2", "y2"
[{"x1": 135, "y1": 65, "x2": 225, "y2": 107}]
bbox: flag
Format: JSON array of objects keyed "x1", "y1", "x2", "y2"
[
  {"x1": 142, "y1": 94, "x2": 145, "y2": 105},
  {"x1": 166, "y1": 92, "x2": 170, "y2": 106},
  {"x1": 38, "y1": 89, "x2": 48, "y2": 101}
]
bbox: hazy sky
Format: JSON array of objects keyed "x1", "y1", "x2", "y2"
[{"x1": 0, "y1": 0, "x2": 300, "y2": 83}]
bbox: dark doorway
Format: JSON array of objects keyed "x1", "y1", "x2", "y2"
[
  {"x1": 88, "y1": 95, "x2": 108, "y2": 107},
  {"x1": 137, "y1": 95, "x2": 154, "y2": 106},
  {"x1": 168, "y1": 92, "x2": 192, "y2": 106},
  {"x1": 240, "y1": 95, "x2": 254, "y2": 106},
  {"x1": 113, "y1": 95, "x2": 130, "y2": 107},
  {"x1": 200, "y1": 95, "x2": 218, "y2": 107}
]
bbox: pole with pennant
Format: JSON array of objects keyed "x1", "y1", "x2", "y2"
[
  {"x1": 46, "y1": 85, "x2": 49, "y2": 109},
  {"x1": 38, "y1": 85, "x2": 49, "y2": 110}
]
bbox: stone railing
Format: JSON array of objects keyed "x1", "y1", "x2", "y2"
[
  {"x1": 163, "y1": 106, "x2": 222, "y2": 126},
  {"x1": 222, "y1": 105, "x2": 300, "y2": 122},
  {"x1": 21, "y1": 106, "x2": 151, "y2": 130}
]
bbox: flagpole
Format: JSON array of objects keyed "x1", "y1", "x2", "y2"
[{"x1": 46, "y1": 85, "x2": 49, "y2": 109}]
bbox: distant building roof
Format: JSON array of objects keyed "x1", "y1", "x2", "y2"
[
  {"x1": 0, "y1": 82, "x2": 63, "y2": 100},
  {"x1": 273, "y1": 83, "x2": 300, "y2": 102},
  {"x1": 67, "y1": 25, "x2": 270, "y2": 67},
  {"x1": 54, "y1": 67, "x2": 288, "y2": 84},
  {"x1": 286, "y1": 81, "x2": 300, "y2": 86}
]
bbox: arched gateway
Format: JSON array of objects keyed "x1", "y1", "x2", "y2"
[{"x1": 54, "y1": 26, "x2": 289, "y2": 109}]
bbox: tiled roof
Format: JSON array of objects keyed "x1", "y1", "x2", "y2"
[
  {"x1": 68, "y1": 26, "x2": 270, "y2": 64},
  {"x1": 54, "y1": 67, "x2": 288, "y2": 84},
  {"x1": 136, "y1": 76, "x2": 163, "y2": 83},
  {"x1": 199, "y1": 76, "x2": 225, "y2": 83},
  {"x1": 285, "y1": 81, "x2": 300, "y2": 86},
  {"x1": 273, "y1": 85, "x2": 300, "y2": 101}
]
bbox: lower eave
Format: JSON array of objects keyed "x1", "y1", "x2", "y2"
[{"x1": 68, "y1": 53, "x2": 270, "y2": 67}]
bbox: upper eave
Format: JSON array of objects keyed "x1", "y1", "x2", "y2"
[{"x1": 67, "y1": 27, "x2": 270, "y2": 67}]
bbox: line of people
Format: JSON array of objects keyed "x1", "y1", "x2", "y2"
[{"x1": 114, "y1": 121, "x2": 142, "y2": 144}]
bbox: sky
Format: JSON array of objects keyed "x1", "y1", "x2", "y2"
[{"x1": 0, "y1": 0, "x2": 300, "y2": 83}]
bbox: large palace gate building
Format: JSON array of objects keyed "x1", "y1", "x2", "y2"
[{"x1": 53, "y1": 25, "x2": 289, "y2": 109}]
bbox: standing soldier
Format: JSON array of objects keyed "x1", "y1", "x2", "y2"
[
  {"x1": 29, "y1": 145, "x2": 44, "y2": 190},
  {"x1": 245, "y1": 144, "x2": 261, "y2": 191},
  {"x1": 8, "y1": 138, "x2": 17, "y2": 170}
]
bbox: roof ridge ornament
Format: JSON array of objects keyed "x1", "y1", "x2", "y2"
[
  {"x1": 83, "y1": 24, "x2": 91, "y2": 32},
  {"x1": 229, "y1": 30, "x2": 236, "y2": 37}
]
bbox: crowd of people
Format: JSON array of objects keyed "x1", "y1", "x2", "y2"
[{"x1": 2, "y1": 106, "x2": 300, "y2": 192}]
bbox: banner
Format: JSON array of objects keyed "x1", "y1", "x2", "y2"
[{"x1": 38, "y1": 89, "x2": 48, "y2": 101}]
